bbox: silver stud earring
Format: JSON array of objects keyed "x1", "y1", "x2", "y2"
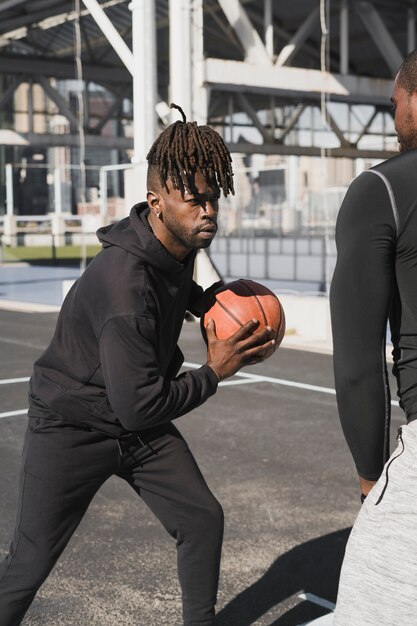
[{"x1": 156, "y1": 211, "x2": 161, "y2": 218}]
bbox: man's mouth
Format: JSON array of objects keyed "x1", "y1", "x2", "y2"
[{"x1": 198, "y1": 225, "x2": 217, "y2": 234}]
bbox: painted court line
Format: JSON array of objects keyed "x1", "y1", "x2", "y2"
[
  {"x1": 0, "y1": 409, "x2": 27, "y2": 419},
  {"x1": 0, "y1": 365, "x2": 401, "y2": 419},
  {"x1": 184, "y1": 362, "x2": 400, "y2": 407},
  {"x1": 218, "y1": 378, "x2": 260, "y2": 387},
  {"x1": 0, "y1": 377, "x2": 30, "y2": 385},
  {"x1": 298, "y1": 592, "x2": 335, "y2": 611}
]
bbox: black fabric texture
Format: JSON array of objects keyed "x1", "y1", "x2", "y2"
[
  {"x1": 29, "y1": 202, "x2": 218, "y2": 436},
  {"x1": 330, "y1": 149, "x2": 417, "y2": 479}
]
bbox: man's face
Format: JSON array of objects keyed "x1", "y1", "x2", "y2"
[
  {"x1": 391, "y1": 75, "x2": 417, "y2": 153},
  {"x1": 148, "y1": 170, "x2": 220, "y2": 258}
]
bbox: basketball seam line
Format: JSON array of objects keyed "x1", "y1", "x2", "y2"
[
  {"x1": 214, "y1": 296, "x2": 244, "y2": 328},
  {"x1": 239, "y1": 280, "x2": 268, "y2": 326}
]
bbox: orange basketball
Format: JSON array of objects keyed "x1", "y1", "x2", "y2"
[{"x1": 202, "y1": 279, "x2": 285, "y2": 347}]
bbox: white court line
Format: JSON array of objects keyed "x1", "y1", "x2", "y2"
[
  {"x1": 183, "y1": 361, "x2": 400, "y2": 407},
  {"x1": 297, "y1": 593, "x2": 335, "y2": 626},
  {"x1": 0, "y1": 364, "x2": 401, "y2": 420},
  {"x1": 298, "y1": 592, "x2": 335, "y2": 611},
  {"x1": 0, "y1": 409, "x2": 27, "y2": 419},
  {"x1": 219, "y1": 378, "x2": 260, "y2": 387},
  {"x1": 0, "y1": 377, "x2": 30, "y2": 385}
]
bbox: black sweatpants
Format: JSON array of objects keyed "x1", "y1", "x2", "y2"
[{"x1": 0, "y1": 416, "x2": 224, "y2": 626}]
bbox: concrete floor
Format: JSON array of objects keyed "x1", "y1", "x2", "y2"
[{"x1": 0, "y1": 310, "x2": 404, "y2": 625}]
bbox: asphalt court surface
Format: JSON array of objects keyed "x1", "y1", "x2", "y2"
[{"x1": 0, "y1": 309, "x2": 405, "y2": 625}]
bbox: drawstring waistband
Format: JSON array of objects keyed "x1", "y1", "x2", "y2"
[{"x1": 375, "y1": 427, "x2": 404, "y2": 505}]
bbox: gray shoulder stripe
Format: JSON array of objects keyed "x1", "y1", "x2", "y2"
[{"x1": 365, "y1": 169, "x2": 399, "y2": 234}]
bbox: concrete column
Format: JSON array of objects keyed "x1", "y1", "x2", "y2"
[
  {"x1": 264, "y1": 0, "x2": 274, "y2": 60},
  {"x1": 170, "y1": 0, "x2": 207, "y2": 124},
  {"x1": 129, "y1": 0, "x2": 157, "y2": 164},
  {"x1": 169, "y1": 0, "x2": 192, "y2": 121},
  {"x1": 340, "y1": 0, "x2": 349, "y2": 74},
  {"x1": 191, "y1": 0, "x2": 207, "y2": 124}
]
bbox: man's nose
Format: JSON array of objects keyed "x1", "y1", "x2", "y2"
[{"x1": 202, "y1": 201, "x2": 218, "y2": 218}]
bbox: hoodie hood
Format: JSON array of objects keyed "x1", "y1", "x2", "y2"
[{"x1": 96, "y1": 202, "x2": 190, "y2": 273}]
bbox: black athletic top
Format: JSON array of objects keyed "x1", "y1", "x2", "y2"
[
  {"x1": 30, "y1": 203, "x2": 218, "y2": 437},
  {"x1": 330, "y1": 148, "x2": 417, "y2": 480}
]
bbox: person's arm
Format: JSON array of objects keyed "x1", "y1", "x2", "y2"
[
  {"x1": 188, "y1": 279, "x2": 224, "y2": 318},
  {"x1": 330, "y1": 170, "x2": 397, "y2": 487},
  {"x1": 99, "y1": 313, "x2": 274, "y2": 431}
]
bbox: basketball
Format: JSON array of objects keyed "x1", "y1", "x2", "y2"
[{"x1": 202, "y1": 279, "x2": 285, "y2": 348}]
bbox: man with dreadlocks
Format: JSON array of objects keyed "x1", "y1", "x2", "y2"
[{"x1": 0, "y1": 106, "x2": 275, "y2": 626}]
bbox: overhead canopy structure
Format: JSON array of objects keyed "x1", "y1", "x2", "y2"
[{"x1": 0, "y1": 0, "x2": 413, "y2": 160}]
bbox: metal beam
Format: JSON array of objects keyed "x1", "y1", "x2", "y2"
[
  {"x1": 355, "y1": 1, "x2": 403, "y2": 75},
  {"x1": 216, "y1": 0, "x2": 271, "y2": 65},
  {"x1": 204, "y1": 58, "x2": 393, "y2": 106},
  {"x1": 276, "y1": 103, "x2": 306, "y2": 142},
  {"x1": 323, "y1": 105, "x2": 351, "y2": 147},
  {"x1": 0, "y1": 54, "x2": 131, "y2": 83},
  {"x1": 354, "y1": 108, "x2": 379, "y2": 145},
  {"x1": 0, "y1": 131, "x2": 133, "y2": 149},
  {"x1": 0, "y1": 0, "x2": 31, "y2": 12},
  {"x1": 227, "y1": 142, "x2": 397, "y2": 160},
  {"x1": 0, "y1": 76, "x2": 24, "y2": 110},
  {"x1": 235, "y1": 93, "x2": 274, "y2": 143},
  {"x1": 275, "y1": 6, "x2": 320, "y2": 67},
  {"x1": 81, "y1": 0, "x2": 134, "y2": 75},
  {"x1": 35, "y1": 75, "x2": 78, "y2": 132},
  {"x1": 92, "y1": 90, "x2": 128, "y2": 134},
  {"x1": 0, "y1": 4, "x2": 73, "y2": 34}
]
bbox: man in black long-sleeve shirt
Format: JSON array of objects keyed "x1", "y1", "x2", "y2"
[
  {"x1": 0, "y1": 106, "x2": 276, "y2": 626},
  {"x1": 331, "y1": 50, "x2": 417, "y2": 625}
]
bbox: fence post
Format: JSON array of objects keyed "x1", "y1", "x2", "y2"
[
  {"x1": 320, "y1": 235, "x2": 327, "y2": 292},
  {"x1": 54, "y1": 167, "x2": 62, "y2": 214},
  {"x1": 6, "y1": 164, "x2": 13, "y2": 216},
  {"x1": 51, "y1": 233, "x2": 57, "y2": 266},
  {"x1": 99, "y1": 167, "x2": 108, "y2": 219},
  {"x1": 265, "y1": 236, "x2": 269, "y2": 279}
]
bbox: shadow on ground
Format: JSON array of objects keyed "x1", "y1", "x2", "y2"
[{"x1": 216, "y1": 528, "x2": 351, "y2": 626}]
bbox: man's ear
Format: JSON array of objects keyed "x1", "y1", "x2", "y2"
[{"x1": 147, "y1": 190, "x2": 163, "y2": 218}]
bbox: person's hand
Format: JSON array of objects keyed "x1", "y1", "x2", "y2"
[
  {"x1": 359, "y1": 476, "x2": 377, "y2": 499},
  {"x1": 205, "y1": 317, "x2": 275, "y2": 381}
]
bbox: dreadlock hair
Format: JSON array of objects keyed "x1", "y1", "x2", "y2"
[
  {"x1": 397, "y1": 49, "x2": 417, "y2": 95},
  {"x1": 146, "y1": 103, "x2": 234, "y2": 197}
]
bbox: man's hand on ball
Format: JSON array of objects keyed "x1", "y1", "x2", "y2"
[{"x1": 205, "y1": 318, "x2": 276, "y2": 381}]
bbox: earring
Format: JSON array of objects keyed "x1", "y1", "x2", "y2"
[{"x1": 156, "y1": 211, "x2": 161, "y2": 218}]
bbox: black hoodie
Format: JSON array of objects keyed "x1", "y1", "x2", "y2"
[{"x1": 30, "y1": 203, "x2": 218, "y2": 436}]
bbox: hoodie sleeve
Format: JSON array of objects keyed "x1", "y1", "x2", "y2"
[{"x1": 98, "y1": 314, "x2": 218, "y2": 431}]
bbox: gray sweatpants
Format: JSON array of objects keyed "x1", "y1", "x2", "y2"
[{"x1": 334, "y1": 420, "x2": 417, "y2": 626}]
